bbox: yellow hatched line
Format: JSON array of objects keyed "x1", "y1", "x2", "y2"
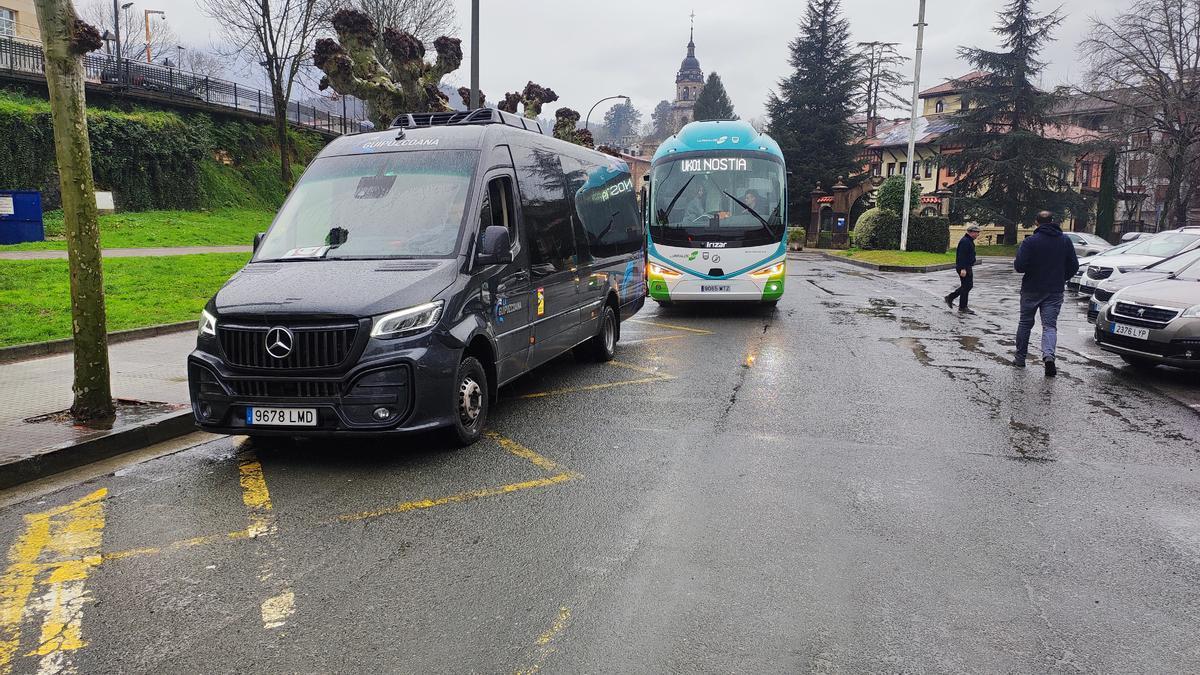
[
  {"x1": 627, "y1": 318, "x2": 713, "y2": 334},
  {"x1": 517, "y1": 376, "x2": 665, "y2": 399},
  {"x1": 516, "y1": 605, "x2": 573, "y2": 675}
]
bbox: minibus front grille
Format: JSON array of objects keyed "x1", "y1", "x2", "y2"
[
  {"x1": 218, "y1": 323, "x2": 359, "y2": 369},
  {"x1": 228, "y1": 379, "x2": 340, "y2": 398}
]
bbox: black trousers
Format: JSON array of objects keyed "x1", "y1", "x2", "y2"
[{"x1": 947, "y1": 269, "x2": 973, "y2": 309}]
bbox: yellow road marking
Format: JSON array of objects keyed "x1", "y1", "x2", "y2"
[
  {"x1": 486, "y1": 432, "x2": 566, "y2": 472},
  {"x1": 517, "y1": 605, "x2": 572, "y2": 675},
  {"x1": 0, "y1": 489, "x2": 107, "y2": 675},
  {"x1": 238, "y1": 453, "x2": 295, "y2": 631},
  {"x1": 607, "y1": 360, "x2": 668, "y2": 377},
  {"x1": 335, "y1": 473, "x2": 580, "y2": 523},
  {"x1": 518, "y1": 376, "x2": 665, "y2": 399},
  {"x1": 627, "y1": 318, "x2": 713, "y2": 334},
  {"x1": 101, "y1": 529, "x2": 252, "y2": 562}
]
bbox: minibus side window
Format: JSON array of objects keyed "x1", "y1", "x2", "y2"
[
  {"x1": 513, "y1": 146, "x2": 574, "y2": 278},
  {"x1": 488, "y1": 177, "x2": 517, "y2": 242}
]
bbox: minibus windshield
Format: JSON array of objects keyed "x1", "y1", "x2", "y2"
[
  {"x1": 255, "y1": 150, "x2": 478, "y2": 261},
  {"x1": 650, "y1": 154, "x2": 785, "y2": 249}
]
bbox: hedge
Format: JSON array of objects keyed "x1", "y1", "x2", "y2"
[
  {"x1": 0, "y1": 88, "x2": 325, "y2": 212},
  {"x1": 852, "y1": 208, "x2": 949, "y2": 253}
]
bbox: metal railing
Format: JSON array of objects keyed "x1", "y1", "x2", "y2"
[{"x1": 0, "y1": 35, "x2": 368, "y2": 135}]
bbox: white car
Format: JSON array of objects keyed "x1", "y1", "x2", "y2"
[
  {"x1": 1077, "y1": 228, "x2": 1200, "y2": 296},
  {"x1": 1065, "y1": 231, "x2": 1114, "y2": 258},
  {"x1": 1070, "y1": 241, "x2": 1137, "y2": 295}
]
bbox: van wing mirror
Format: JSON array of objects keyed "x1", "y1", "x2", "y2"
[
  {"x1": 476, "y1": 226, "x2": 513, "y2": 266},
  {"x1": 253, "y1": 232, "x2": 266, "y2": 252}
]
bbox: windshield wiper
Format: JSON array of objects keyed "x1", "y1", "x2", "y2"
[
  {"x1": 722, "y1": 190, "x2": 779, "y2": 239},
  {"x1": 657, "y1": 176, "x2": 695, "y2": 225}
]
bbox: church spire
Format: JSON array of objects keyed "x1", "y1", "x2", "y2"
[{"x1": 688, "y1": 10, "x2": 696, "y2": 56}]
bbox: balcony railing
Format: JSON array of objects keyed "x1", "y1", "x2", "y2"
[{"x1": 0, "y1": 35, "x2": 368, "y2": 135}]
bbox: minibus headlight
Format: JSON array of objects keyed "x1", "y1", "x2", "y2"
[
  {"x1": 1181, "y1": 304, "x2": 1200, "y2": 318},
  {"x1": 371, "y1": 301, "x2": 444, "y2": 338},
  {"x1": 648, "y1": 262, "x2": 682, "y2": 278},
  {"x1": 198, "y1": 309, "x2": 217, "y2": 337},
  {"x1": 750, "y1": 261, "x2": 786, "y2": 278}
]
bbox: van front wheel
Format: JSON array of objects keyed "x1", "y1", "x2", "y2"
[
  {"x1": 446, "y1": 356, "x2": 488, "y2": 447},
  {"x1": 586, "y1": 305, "x2": 617, "y2": 362}
]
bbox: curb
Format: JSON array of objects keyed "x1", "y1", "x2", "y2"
[
  {"x1": 0, "y1": 321, "x2": 194, "y2": 364},
  {"x1": 0, "y1": 410, "x2": 195, "y2": 491},
  {"x1": 818, "y1": 252, "x2": 957, "y2": 273}
]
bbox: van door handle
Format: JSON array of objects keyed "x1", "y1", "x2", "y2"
[{"x1": 509, "y1": 271, "x2": 529, "y2": 283}]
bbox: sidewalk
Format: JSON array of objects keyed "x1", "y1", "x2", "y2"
[
  {"x1": 0, "y1": 245, "x2": 252, "y2": 260},
  {"x1": 0, "y1": 332, "x2": 197, "y2": 487}
]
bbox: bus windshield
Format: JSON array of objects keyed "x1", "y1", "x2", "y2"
[
  {"x1": 255, "y1": 150, "x2": 478, "y2": 261},
  {"x1": 650, "y1": 154, "x2": 785, "y2": 249}
]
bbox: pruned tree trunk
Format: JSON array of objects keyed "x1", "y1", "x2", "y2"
[
  {"x1": 273, "y1": 90, "x2": 291, "y2": 190},
  {"x1": 32, "y1": 0, "x2": 113, "y2": 421}
]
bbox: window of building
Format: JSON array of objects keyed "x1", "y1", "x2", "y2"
[
  {"x1": 924, "y1": 160, "x2": 933, "y2": 178},
  {"x1": 1080, "y1": 163, "x2": 1092, "y2": 186},
  {"x1": 0, "y1": 8, "x2": 15, "y2": 37},
  {"x1": 886, "y1": 162, "x2": 896, "y2": 177},
  {"x1": 681, "y1": 88, "x2": 689, "y2": 101},
  {"x1": 871, "y1": 163, "x2": 881, "y2": 177},
  {"x1": 934, "y1": 100, "x2": 944, "y2": 114},
  {"x1": 1131, "y1": 132, "x2": 1151, "y2": 149},
  {"x1": 899, "y1": 162, "x2": 907, "y2": 175}
]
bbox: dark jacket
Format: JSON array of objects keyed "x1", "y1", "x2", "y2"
[
  {"x1": 1014, "y1": 223, "x2": 1080, "y2": 294},
  {"x1": 955, "y1": 235, "x2": 977, "y2": 273}
]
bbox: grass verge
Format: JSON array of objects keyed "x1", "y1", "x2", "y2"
[
  {"x1": 0, "y1": 209, "x2": 273, "y2": 251},
  {"x1": 0, "y1": 253, "x2": 248, "y2": 347},
  {"x1": 838, "y1": 245, "x2": 1018, "y2": 267}
]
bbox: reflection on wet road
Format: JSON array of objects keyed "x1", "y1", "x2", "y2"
[{"x1": 0, "y1": 254, "x2": 1196, "y2": 672}]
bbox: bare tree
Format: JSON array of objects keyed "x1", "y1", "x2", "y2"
[
  {"x1": 79, "y1": 0, "x2": 179, "y2": 63},
  {"x1": 854, "y1": 41, "x2": 910, "y2": 121},
  {"x1": 200, "y1": 0, "x2": 321, "y2": 190},
  {"x1": 31, "y1": 0, "x2": 114, "y2": 421},
  {"x1": 177, "y1": 47, "x2": 227, "y2": 80},
  {"x1": 1080, "y1": 0, "x2": 1200, "y2": 230}
]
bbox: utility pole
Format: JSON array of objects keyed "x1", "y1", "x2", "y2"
[
  {"x1": 112, "y1": 0, "x2": 121, "y2": 74},
  {"x1": 899, "y1": 0, "x2": 927, "y2": 251},
  {"x1": 469, "y1": 0, "x2": 479, "y2": 109}
]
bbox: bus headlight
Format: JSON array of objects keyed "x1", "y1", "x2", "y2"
[
  {"x1": 648, "y1": 262, "x2": 682, "y2": 278},
  {"x1": 750, "y1": 261, "x2": 786, "y2": 279},
  {"x1": 371, "y1": 301, "x2": 444, "y2": 338}
]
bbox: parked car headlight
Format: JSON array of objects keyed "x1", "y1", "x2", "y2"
[
  {"x1": 198, "y1": 309, "x2": 217, "y2": 337},
  {"x1": 370, "y1": 301, "x2": 444, "y2": 338},
  {"x1": 1182, "y1": 304, "x2": 1200, "y2": 318}
]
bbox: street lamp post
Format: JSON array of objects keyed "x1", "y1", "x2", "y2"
[
  {"x1": 143, "y1": 8, "x2": 164, "y2": 64},
  {"x1": 585, "y1": 95, "x2": 629, "y2": 131},
  {"x1": 112, "y1": 1, "x2": 132, "y2": 82},
  {"x1": 469, "y1": 0, "x2": 479, "y2": 109},
  {"x1": 899, "y1": 0, "x2": 927, "y2": 251}
]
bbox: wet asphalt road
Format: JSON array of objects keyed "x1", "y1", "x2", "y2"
[{"x1": 1, "y1": 254, "x2": 1198, "y2": 673}]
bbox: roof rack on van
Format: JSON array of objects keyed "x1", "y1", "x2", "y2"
[{"x1": 391, "y1": 108, "x2": 551, "y2": 136}]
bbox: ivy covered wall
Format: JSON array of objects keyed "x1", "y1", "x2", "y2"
[{"x1": 0, "y1": 88, "x2": 325, "y2": 211}]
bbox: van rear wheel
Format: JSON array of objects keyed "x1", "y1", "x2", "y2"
[
  {"x1": 584, "y1": 305, "x2": 617, "y2": 362},
  {"x1": 445, "y1": 356, "x2": 488, "y2": 447}
]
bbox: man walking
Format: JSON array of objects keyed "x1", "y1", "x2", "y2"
[
  {"x1": 1013, "y1": 211, "x2": 1079, "y2": 377},
  {"x1": 945, "y1": 224, "x2": 981, "y2": 313}
]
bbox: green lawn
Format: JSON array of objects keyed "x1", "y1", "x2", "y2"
[
  {"x1": 0, "y1": 253, "x2": 249, "y2": 347},
  {"x1": 0, "y1": 209, "x2": 274, "y2": 251},
  {"x1": 838, "y1": 245, "x2": 1018, "y2": 268}
]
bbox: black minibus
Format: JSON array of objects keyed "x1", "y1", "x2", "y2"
[{"x1": 188, "y1": 109, "x2": 646, "y2": 446}]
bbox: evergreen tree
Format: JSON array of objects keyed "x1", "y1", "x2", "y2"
[
  {"x1": 693, "y1": 72, "x2": 737, "y2": 121},
  {"x1": 599, "y1": 100, "x2": 643, "y2": 145},
  {"x1": 765, "y1": 0, "x2": 861, "y2": 222},
  {"x1": 650, "y1": 100, "x2": 675, "y2": 139},
  {"x1": 1096, "y1": 149, "x2": 1117, "y2": 240},
  {"x1": 855, "y1": 41, "x2": 909, "y2": 120},
  {"x1": 940, "y1": 0, "x2": 1080, "y2": 245}
]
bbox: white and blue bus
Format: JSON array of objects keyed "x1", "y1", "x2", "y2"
[{"x1": 645, "y1": 120, "x2": 787, "y2": 305}]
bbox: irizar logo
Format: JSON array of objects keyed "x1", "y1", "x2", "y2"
[{"x1": 705, "y1": 242, "x2": 727, "y2": 248}]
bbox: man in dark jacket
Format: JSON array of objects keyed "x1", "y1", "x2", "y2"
[
  {"x1": 944, "y1": 224, "x2": 981, "y2": 312},
  {"x1": 1013, "y1": 211, "x2": 1080, "y2": 377}
]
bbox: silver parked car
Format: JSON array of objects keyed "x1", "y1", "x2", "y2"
[
  {"x1": 1093, "y1": 262, "x2": 1200, "y2": 370},
  {"x1": 1065, "y1": 231, "x2": 1113, "y2": 258},
  {"x1": 1088, "y1": 248, "x2": 1200, "y2": 322}
]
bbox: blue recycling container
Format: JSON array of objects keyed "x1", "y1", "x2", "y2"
[{"x1": 0, "y1": 191, "x2": 44, "y2": 245}]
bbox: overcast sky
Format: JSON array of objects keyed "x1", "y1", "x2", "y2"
[{"x1": 153, "y1": 0, "x2": 1127, "y2": 123}]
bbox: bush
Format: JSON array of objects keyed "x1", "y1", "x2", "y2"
[
  {"x1": 854, "y1": 208, "x2": 901, "y2": 249},
  {"x1": 875, "y1": 175, "x2": 923, "y2": 214},
  {"x1": 906, "y1": 215, "x2": 951, "y2": 253},
  {"x1": 0, "y1": 88, "x2": 325, "y2": 211}
]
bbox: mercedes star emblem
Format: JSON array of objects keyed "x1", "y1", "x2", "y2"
[{"x1": 265, "y1": 326, "x2": 294, "y2": 359}]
